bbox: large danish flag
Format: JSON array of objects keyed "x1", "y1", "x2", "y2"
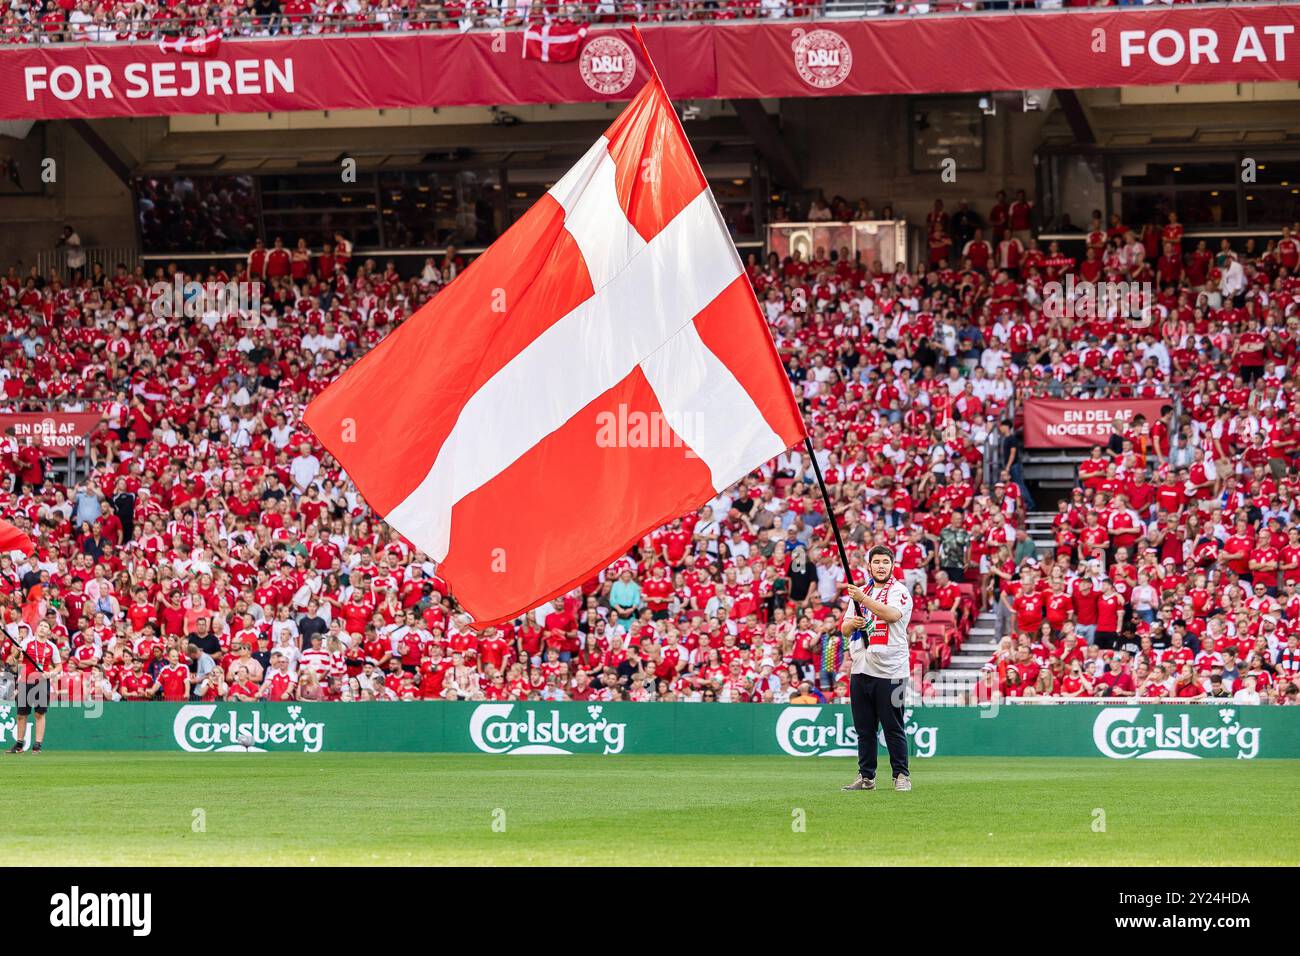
[{"x1": 304, "y1": 65, "x2": 805, "y2": 626}]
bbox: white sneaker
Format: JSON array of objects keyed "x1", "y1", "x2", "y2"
[{"x1": 894, "y1": 774, "x2": 912, "y2": 792}]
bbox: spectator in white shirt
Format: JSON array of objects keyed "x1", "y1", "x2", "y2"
[
  {"x1": 1220, "y1": 253, "x2": 1246, "y2": 305},
  {"x1": 316, "y1": 323, "x2": 344, "y2": 354},
  {"x1": 1140, "y1": 335, "x2": 1171, "y2": 375},
  {"x1": 815, "y1": 552, "x2": 844, "y2": 604},
  {"x1": 290, "y1": 444, "x2": 321, "y2": 493},
  {"x1": 67, "y1": 2, "x2": 93, "y2": 36},
  {"x1": 1232, "y1": 674, "x2": 1261, "y2": 705},
  {"x1": 270, "y1": 415, "x2": 294, "y2": 449}
]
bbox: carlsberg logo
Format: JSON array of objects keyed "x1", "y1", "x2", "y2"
[
  {"x1": 775, "y1": 706, "x2": 937, "y2": 758},
  {"x1": 173, "y1": 704, "x2": 325, "y2": 753},
  {"x1": 469, "y1": 704, "x2": 627, "y2": 755},
  {"x1": 1092, "y1": 707, "x2": 1260, "y2": 760}
]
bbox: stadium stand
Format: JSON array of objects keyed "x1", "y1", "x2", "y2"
[{"x1": 3, "y1": 172, "x2": 1300, "y2": 709}]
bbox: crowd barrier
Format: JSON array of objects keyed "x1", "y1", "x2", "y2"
[{"x1": 13, "y1": 700, "x2": 1298, "y2": 759}]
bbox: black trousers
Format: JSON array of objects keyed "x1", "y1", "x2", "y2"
[{"x1": 850, "y1": 673, "x2": 909, "y2": 780}]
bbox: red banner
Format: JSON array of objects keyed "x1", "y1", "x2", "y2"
[
  {"x1": 713, "y1": 5, "x2": 1300, "y2": 98},
  {"x1": 0, "y1": 412, "x2": 102, "y2": 456},
  {"x1": 1023, "y1": 398, "x2": 1169, "y2": 449},
  {"x1": 0, "y1": 27, "x2": 710, "y2": 120},
  {"x1": 1, "y1": 5, "x2": 1298, "y2": 120}
]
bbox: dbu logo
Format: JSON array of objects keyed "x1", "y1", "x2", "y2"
[
  {"x1": 590, "y1": 55, "x2": 625, "y2": 74},
  {"x1": 580, "y1": 36, "x2": 636, "y2": 95},
  {"x1": 806, "y1": 49, "x2": 841, "y2": 67}
]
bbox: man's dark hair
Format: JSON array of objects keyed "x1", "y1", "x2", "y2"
[{"x1": 867, "y1": 545, "x2": 894, "y2": 564}]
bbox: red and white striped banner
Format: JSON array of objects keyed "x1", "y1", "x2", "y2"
[{"x1": 304, "y1": 62, "x2": 805, "y2": 625}]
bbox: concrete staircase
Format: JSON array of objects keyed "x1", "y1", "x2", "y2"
[
  {"x1": 1025, "y1": 510, "x2": 1057, "y2": 559},
  {"x1": 1022, "y1": 449, "x2": 1087, "y2": 492},
  {"x1": 931, "y1": 609, "x2": 997, "y2": 701}
]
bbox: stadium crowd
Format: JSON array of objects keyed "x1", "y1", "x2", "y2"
[
  {"x1": 0, "y1": 0, "x2": 1268, "y2": 45},
  {"x1": 5, "y1": 0, "x2": 801, "y2": 44},
  {"x1": 2, "y1": 183, "x2": 1300, "y2": 709}
]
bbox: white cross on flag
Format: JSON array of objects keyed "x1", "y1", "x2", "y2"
[
  {"x1": 304, "y1": 60, "x2": 806, "y2": 626},
  {"x1": 521, "y1": 21, "x2": 588, "y2": 63}
]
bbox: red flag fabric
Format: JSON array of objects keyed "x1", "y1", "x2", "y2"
[
  {"x1": 304, "y1": 65, "x2": 805, "y2": 626},
  {"x1": 158, "y1": 32, "x2": 222, "y2": 57},
  {"x1": 521, "y1": 21, "x2": 588, "y2": 63},
  {"x1": 0, "y1": 518, "x2": 33, "y2": 557},
  {"x1": 20, "y1": 583, "x2": 43, "y2": 631}
]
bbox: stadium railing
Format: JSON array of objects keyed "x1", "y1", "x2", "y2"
[
  {"x1": 37, "y1": 245, "x2": 139, "y2": 284},
  {"x1": 1038, "y1": 227, "x2": 1290, "y2": 256},
  {"x1": 5, "y1": 0, "x2": 1291, "y2": 47},
  {"x1": 1018, "y1": 381, "x2": 1180, "y2": 400}
]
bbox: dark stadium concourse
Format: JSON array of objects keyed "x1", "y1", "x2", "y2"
[
  {"x1": 6, "y1": 82, "x2": 1300, "y2": 279},
  {"x1": 0, "y1": 100, "x2": 771, "y2": 273}
]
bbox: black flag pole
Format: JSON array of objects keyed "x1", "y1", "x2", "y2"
[{"x1": 802, "y1": 435, "x2": 861, "y2": 615}]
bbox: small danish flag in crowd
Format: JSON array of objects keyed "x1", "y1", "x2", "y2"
[
  {"x1": 305, "y1": 38, "x2": 805, "y2": 626},
  {"x1": 521, "y1": 20, "x2": 588, "y2": 63},
  {"x1": 158, "y1": 31, "x2": 223, "y2": 57}
]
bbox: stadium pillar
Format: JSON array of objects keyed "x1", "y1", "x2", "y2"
[
  {"x1": 1054, "y1": 90, "x2": 1096, "y2": 146},
  {"x1": 729, "y1": 100, "x2": 801, "y2": 189}
]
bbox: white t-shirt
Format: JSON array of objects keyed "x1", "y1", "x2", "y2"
[
  {"x1": 290, "y1": 454, "x2": 320, "y2": 491},
  {"x1": 816, "y1": 562, "x2": 844, "y2": 604},
  {"x1": 270, "y1": 424, "x2": 294, "y2": 449},
  {"x1": 849, "y1": 579, "x2": 914, "y2": 680},
  {"x1": 694, "y1": 519, "x2": 721, "y2": 558}
]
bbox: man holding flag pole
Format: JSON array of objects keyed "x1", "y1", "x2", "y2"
[
  {"x1": 839, "y1": 547, "x2": 914, "y2": 792},
  {"x1": 802, "y1": 436, "x2": 914, "y2": 791}
]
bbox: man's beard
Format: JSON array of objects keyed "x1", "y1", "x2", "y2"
[{"x1": 870, "y1": 568, "x2": 892, "y2": 585}]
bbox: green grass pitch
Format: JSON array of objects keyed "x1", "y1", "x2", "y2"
[{"x1": 6, "y1": 753, "x2": 1294, "y2": 866}]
